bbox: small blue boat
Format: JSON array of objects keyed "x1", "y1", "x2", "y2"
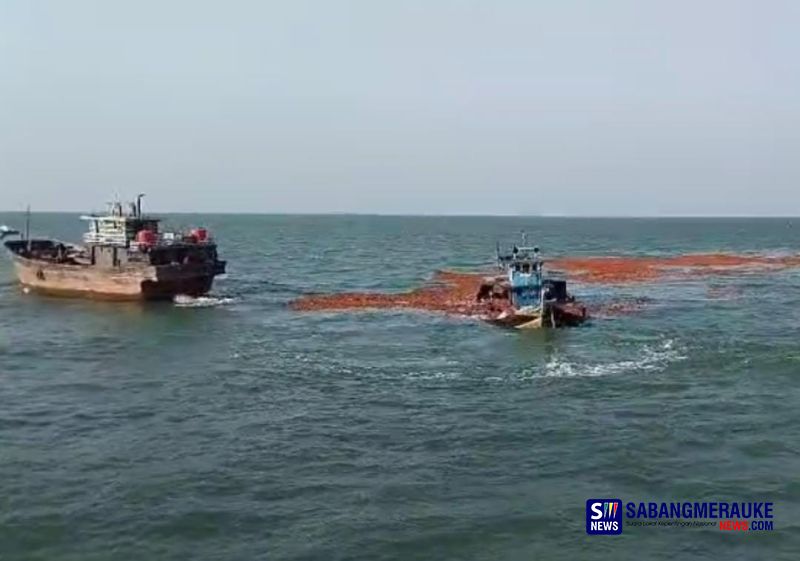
[{"x1": 478, "y1": 234, "x2": 586, "y2": 328}]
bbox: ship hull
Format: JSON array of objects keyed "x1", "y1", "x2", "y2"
[
  {"x1": 486, "y1": 303, "x2": 587, "y2": 329},
  {"x1": 477, "y1": 275, "x2": 588, "y2": 328},
  {"x1": 9, "y1": 254, "x2": 220, "y2": 301},
  {"x1": 508, "y1": 302, "x2": 588, "y2": 329}
]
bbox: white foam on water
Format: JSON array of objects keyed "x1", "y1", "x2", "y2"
[
  {"x1": 404, "y1": 370, "x2": 463, "y2": 381},
  {"x1": 173, "y1": 294, "x2": 236, "y2": 308},
  {"x1": 521, "y1": 338, "x2": 687, "y2": 380}
]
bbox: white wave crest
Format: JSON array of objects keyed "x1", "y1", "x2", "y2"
[
  {"x1": 523, "y1": 339, "x2": 686, "y2": 380},
  {"x1": 173, "y1": 294, "x2": 235, "y2": 308}
]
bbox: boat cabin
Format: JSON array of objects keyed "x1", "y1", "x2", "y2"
[
  {"x1": 507, "y1": 254, "x2": 543, "y2": 309},
  {"x1": 495, "y1": 240, "x2": 544, "y2": 309},
  {"x1": 81, "y1": 200, "x2": 160, "y2": 247},
  {"x1": 77, "y1": 198, "x2": 218, "y2": 269},
  {"x1": 495, "y1": 235, "x2": 573, "y2": 310}
]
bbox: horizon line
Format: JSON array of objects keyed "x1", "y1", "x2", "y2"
[{"x1": 0, "y1": 209, "x2": 798, "y2": 219}]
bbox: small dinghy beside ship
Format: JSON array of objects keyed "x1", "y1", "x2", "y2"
[
  {"x1": 476, "y1": 237, "x2": 587, "y2": 328},
  {"x1": 2, "y1": 196, "x2": 226, "y2": 300}
]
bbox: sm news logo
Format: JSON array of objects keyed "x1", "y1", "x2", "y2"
[{"x1": 586, "y1": 499, "x2": 623, "y2": 535}]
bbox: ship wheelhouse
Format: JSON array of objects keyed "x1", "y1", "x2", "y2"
[
  {"x1": 495, "y1": 236, "x2": 573, "y2": 311},
  {"x1": 79, "y1": 200, "x2": 162, "y2": 267},
  {"x1": 81, "y1": 200, "x2": 160, "y2": 247},
  {"x1": 507, "y1": 256, "x2": 543, "y2": 309},
  {"x1": 496, "y1": 239, "x2": 545, "y2": 310},
  {"x1": 79, "y1": 198, "x2": 219, "y2": 270}
]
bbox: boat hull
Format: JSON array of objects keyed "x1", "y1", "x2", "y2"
[
  {"x1": 9, "y1": 255, "x2": 220, "y2": 301},
  {"x1": 484, "y1": 301, "x2": 587, "y2": 329},
  {"x1": 477, "y1": 275, "x2": 588, "y2": 328}
]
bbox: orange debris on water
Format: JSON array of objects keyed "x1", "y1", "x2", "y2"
[
  {"x1": 550, "y1": 253, "x2": 800, "y2": 284},
  {"x1": 291, "y1": 271, "x2": 490, "y2": 315},
  {"x1": 290, "y1": 253, "x2": 800, "y2": 319}
]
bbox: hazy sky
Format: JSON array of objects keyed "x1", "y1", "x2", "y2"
[{"x1": 1, "y1": 1, "x2": 798, "y2": 215}]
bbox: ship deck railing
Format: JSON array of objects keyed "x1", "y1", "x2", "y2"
[
  {"x1": 82, "y1": 232, "x2": 215, "y2": 248},
  {"x1": 82, "y1": 232, "x2": 129, "y2": 245}
]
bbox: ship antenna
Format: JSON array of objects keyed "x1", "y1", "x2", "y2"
[
  {"x1": 25, "y1": 205, "x2": 31, "y2": 252},
  {"x1": 136, "y1": 193, "x2": 145, "y2": 217},
  {"x1": 521, "y1": 230, "x2": 527, "y2": 247}
]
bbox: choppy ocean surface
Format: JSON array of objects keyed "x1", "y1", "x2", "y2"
[{"x1": 1, "y1": 214, "x2": 799, "y2": 560}]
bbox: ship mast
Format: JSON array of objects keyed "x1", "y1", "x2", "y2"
[{"x1": 25, "y1": 205, "x2": 31, "y2": 252}]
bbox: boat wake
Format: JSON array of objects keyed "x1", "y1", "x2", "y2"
[
  {"x1": 522, "y1": 338, "x2": 686, "y2": 380},
  {"x1": 173, "y1": 294, "x2": 236, "y2": 308}
]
